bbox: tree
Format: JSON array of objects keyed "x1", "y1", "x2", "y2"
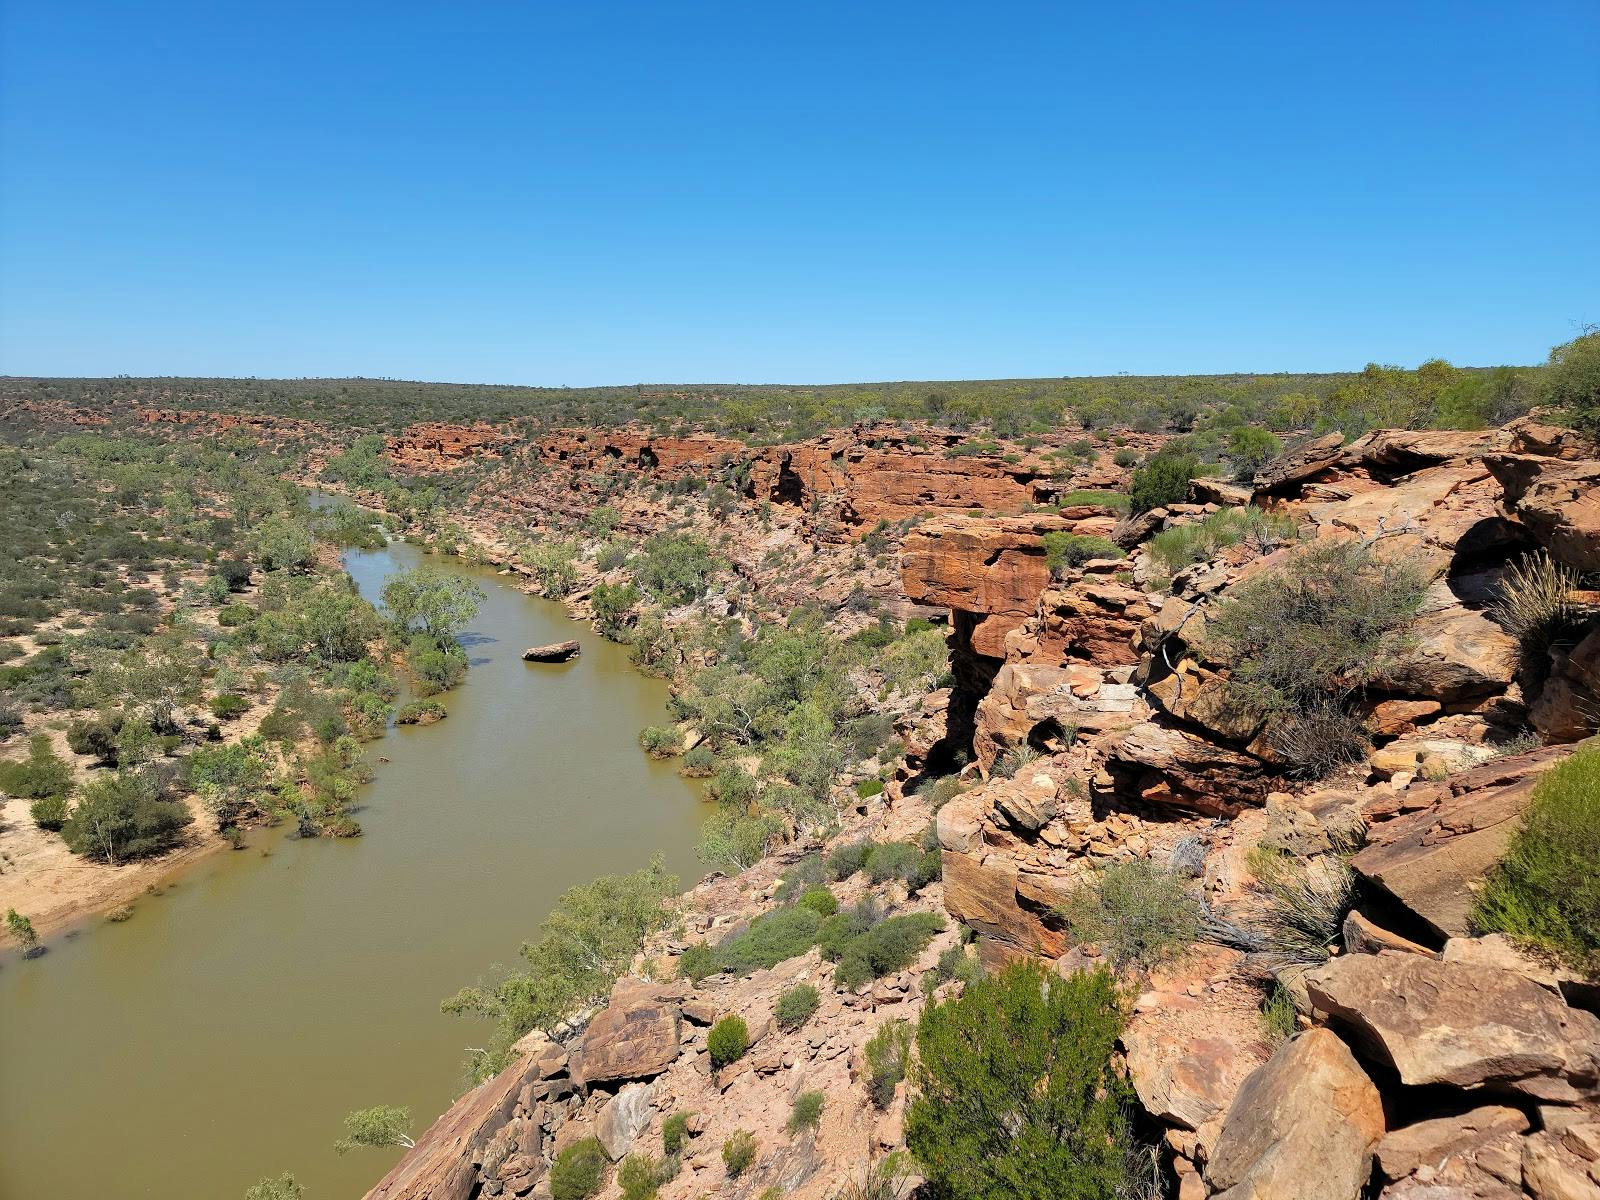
[
  {"x1": 1128, "y1": 452, "x2": 1198, "y2": 514},
  {"x1": 907, "y1": 961, "x2": 1134, "y2": 1200},
  {"x1": 591, "y1": 581, "x2": 639, "y2": 640},
  {"x1": 0, "y1": 734, "x2": 74, "y2": 801},
  {"x1": 243, "y1": 1174, "x2": 303, "y2": 1200},
  {"x1": 81, "y1": 634, "x2": 204, "y2": 729},
  {"x1": 1228, "y1": 426, "x2": 1282, "y2": 480},
  {"x1": 1543, "y1": 327, "x2": 1600, "y2": 438},
  {"x1": 6, "y1": 908, "x2": 41, "y2": 957},
  {"x1": 190, "y1": 737, "x2": 275, "y2": 827},
  {"x1": 334, "y1": 1105, "x2": 415, "y2": 1154},
  {"x1": 61, "y1": 769, "x2": 192, "y2": 864},
  {"x1": 251, "y1": 513, "x2": 316, "y2": 573},
  {"x1": 381, "y1": 568, "x2": 485, "y2": 646}
]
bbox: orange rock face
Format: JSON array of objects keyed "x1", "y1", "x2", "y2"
[{"x1": 385, "y1": 422, "x2": 519, "y2": 471}]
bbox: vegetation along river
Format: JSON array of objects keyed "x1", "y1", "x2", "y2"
[{"x1": 0, "y1": 526, "x2": 706, "y2": 1199}]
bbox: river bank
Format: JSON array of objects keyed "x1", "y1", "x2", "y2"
[{"x1": 0, "y1": 534, "x2": 708, "y2": 1200}]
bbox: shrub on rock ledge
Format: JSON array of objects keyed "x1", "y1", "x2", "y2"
[
  {"x1": 721, "y1": 1130, "x2": 757, "y2": 1177},
  {"x1": 707, "y1": 1014, "x2": 749, "y2": 1068},
  {"x1": 1474, "y1": 744, "x2": 1600, "y2": 972},
  {"x1": 775, "y1": 982, "x2": 820, "y2": 1031},
  {"x1": 549, "y1": 1137, "x2": 607, "y2": 1200},
  {"x1": 1056, "y1": 859, "x2": 1201, "y2": 973}
]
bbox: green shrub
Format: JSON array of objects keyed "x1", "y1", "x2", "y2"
[
  {"x1": 788, "y1": 1090, "x2": 825, "y2": 1135},
  {"x1": 677, "y1": 942, "x2": 718, "y2": 982},
  {"x1": 61, "y1": 769, "x2": 191, "y2": 864},
  {"x1": 1129, "y1": 452, "x2": 1198, "y2": 514},
  {"x1": 395, "y1": 699, "x2": 446, "y2": 725},
  {"x1": 1543, "y1": 327, "x2": 1600, "y2": 438},
  {"x1": 680, "y1": 744, "x2": 716, "y2": 776},
  {"x1": 707, "y1": 1014, "x2": 749, "y2": 1068},
  {"x1": 775, "y1": 983, "x2": 820, "y2": 1031},
  {"x1": 1211, "y1": 539, "x2": 1427, "y2": 776},
  {"x1": 826, "y1": 839, "x2": 873, "y2": 880},
  {"x1": 906, "y1": 962, "x2": 1133, "y2": 1200},
  {"x1": 549, "y1": 1137, "x2": 607, "y2": 1200},
  {"x1": 855, "y1": 777, "x2": 885, "y2": 799},
  {"x1": 865, "y1": 841, "x2": 921, "y2": 884},
  {"x1": 638, "y1": 725, "x2": 679, "y2": 758},
  {"x1": 863, "y1": 1018, "x2": 914, "y2": 1109},
  {"x1": 30, "y1": 793, "x2": 69, "y2": 831},
  {"x1": 618, "y1": 1153, "x2": 664, "y2": 1200},
  {"x1": 1041, "y1": 533, "x2": 1123, "y2": 574},
  {"x1": 244, "y1": 1173, "x2": 303, "y2": 1200},
  {"x1": 775, "y1": 853, "x2": 826, "y2": 902},
  {"x1": 1474, "y1": 744, "x2": 1600, "y2": 972},
  {"x1": 834, "y1": 913, "x2": 945, "y2": 989},
  {"x1": 209, "y1": 693, "x2": 250, "y2": 720},
  {"x1": 1491, "y1": 552, "x2": 1585, "y2": 659},
  {"x1": 721, "y1": 1130, "x2": 758, "y2": 1177},
  {"x1": 797, "y1": 886, "x2": 838, "y2": 917},
  {"x1": 818, "y1": 900, "x2": 882, "y2": 961},
  {"x1": 1259, "y1": 983, "x2": 1298, "y2": 1047},
  {"x1": 1112, "y1": 449, "x2": 1140, "y2": 468},
  {"x1": 1056, "y1": 489, "x2": 1129, "y2": 513},
  {"x1": 1145, "y1": 506, "x2": 1297, "y2": 574},
  {"x1": 408, "y1": 644, "x2": 467, "y2": 694},
  {"x1": 1228, "y1": 426, "x2": 1282, "y2": 480},
  {"x1": 0, "y1": 734, "x2": 73, "y2": 801},
  {"x1": 715, "y1": 906, "x2": 823, "y2": 975},
  {"x1": 661, "y1": 1111, "x2": 692, "y2": 1157},
  {"x1": 1056, "y1": 859, "x2": 1201, "y2": 972}
]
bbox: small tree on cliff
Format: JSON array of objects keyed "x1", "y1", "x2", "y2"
[
  {"x1": 906, "y1": 961, "x2": 1134, "y2": 1200},
  {"x1": 334, "y1": 1105, "x2": 415, "y2": 1154}
]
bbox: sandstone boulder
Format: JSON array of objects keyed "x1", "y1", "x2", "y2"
[
  {"x1": 1253, "y1": 432, "x2": 1348, "y2": 495},
  {"x1": 1375, "y1": 1106, "x2": 1530, "y2": 1181},
  {"x1": 1099, "y1": 721, "x2": 1270, "y2": 817},
  {"x1": 1486, "y1": 453, "x2": 1600, "y2": 573},
  {"x1": 573, "y1": 985, "x2": 682, "y2": 1086},
  {"x1": 1205, "y1": 1028, "x2": 1384, "y2": 1200},
  {"x1": 595, "y1": 1082, "x2": 654, "y2": 1160},
  {"x1": 1304, "y1": 954, "x2": 1600, "y2": 1103},
  {"x1": 522, "y1": 640, "x2": 581, "y2": 662}
]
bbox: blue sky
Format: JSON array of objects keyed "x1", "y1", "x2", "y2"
[{"x1": 1, "y1": 1, "x2": 1595, "y2": 385}]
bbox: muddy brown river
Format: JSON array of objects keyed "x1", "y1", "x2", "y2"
[{"x1": 0, "y1": 530, "x2": 704, "y2": 1199}]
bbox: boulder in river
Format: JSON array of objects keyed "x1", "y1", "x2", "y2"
[{"x1": 522, "y1": 640, "x2": 581, "y2": 662}]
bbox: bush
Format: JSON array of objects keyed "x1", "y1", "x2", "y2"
[
  {"x1": 818, "y1": 899, "x2": 882, "y2": 961},
  {"x1": 1259, "y1": 983, "x2": 1298, "y2": 1047},
  {"x1": 906, "y1": 962, "x2": 1133, "y2": 1200},
  {"x1": 721, "y1": 1130, "x2": 757, "y2": 1177},
  {"x1": 826, "y1": 839, "x2": 873, "y2": 880},
  {"x1": 216, "y1": 559, "x2": 253, "y2": 592},
  {"x1": 1113, "y1": 448, "x2": 1140, "y2": 468},
  {"x1": 210, "y1": 693, "x2": 250, "y2": 720},
  {"x1": 788, "y1": 1090, "x2": 825, "y2": 1135},
  {"x1": 677, "y1": 942, "x2": 718, "y2": 982},
  {"x1": 661, "y1": 1111, "x2": 692, "y2": 1157},
  {"x1": 1245, "y1": 847, "x2": 1356, "y2": 966},
  {"x1": 0, "y1": 734, "x2": 74, "y2": 801},
  {"x1": 638, "y1": 725, "x2": 679, "y2": 758},
  {"x1": 1492, "y1": 552, "x2": 1585, "y2": 659},
  {"x1": 707, "y1": 1015, "x2": 749, "y2": 1068},
  {"x1": 62, "y1": 769, "x2": 192, "y2": 864},
  {"x1": 395, "y1": 699, "x2": 447, "y2": 725},
  {"x1": 797, "y1": 886, "x2": 838, "y2": 917},
  {"x1": 1129, "y1": 452, "x2": 1199, "y2": 514},
  {"x1": 864, "y1": 841, "x2": 921, "y2": 885},
  {"x1": 1228, "y1": 426, "x2": 1282, "y2": 480},
  {"x1": 833, "y1": 913, "x2": 944, "y2": 989},
  {"x1": 618, "y1": 1153, "x2": 664, "y2": 1200},
  {"x1": 1041, "y1": 533, "x2": 1123, "y2": 574},
  {"x1": 30, "y1": 793, "x2": 69, "y2": 831},
  {"x1": 855, "y1": 777, "x2": 885, "y2": 799},
  {"x1": 1543, "y1": 327, "x2": 1600, "y2": 438},
  {"x1": 1145, "y1": 507, "x2": 1297, "y2": 575},
  {"x1": 775, "y1": 853, "x2": 826, "y2": 902},
  {"x1": 1056, "y1": 859, "x2": 1201, "y2": 973},
  {"x1": 680, "y1": 744, "x2": 716, "y2": 776},
  {"x1": 715, "y1": 905, "x2": 823, "y2": 975},
  {"x1": 408, "y1": 644, "x2": 467, "y2": 694},
  {"x1": 1056, "y1": 489, "x2": 1129, "y2": 513},
  {"x1": 1211, "y1": 539, "x2": 1427, "y2": 776},
  {"x1": 1474, "y1": 744, "x2": 1600, "y2": 972},
  {"x1": 775, "y1": 983, "x2": 820, "y2": 1031},
  {"x1": 217, "y1": 602, "x2": 255, "y2": 627},
  {"x1": 549, "y1": 1137, "x2": 607, "y2": 1200},
  {"x1": 864, "y1": 1018, "x2": 914, "y2": 1109},
  {"x1": 244, "y1": 1174, "x2": 303, "y2": 1200}
]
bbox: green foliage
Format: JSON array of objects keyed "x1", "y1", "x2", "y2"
[
  {"x1": 1474, "y1": 744, "x2": 1600, "y2": 972},
  {"x1": 633, "y1": 534, "x2": 720, "y2": 604},
  {"x1": 696, "y1": 804, "x2": 783, "y2": 872},
  {"x1": 826, "y1": 840, "x2": 872, "y2": 880},
  {"x1": 550, "y1": 1137, "x2": 608, "y2": 1200},
  {"x1": 209, "y1": 692, "x2": 250, "y2": 720},
  {"x1": 591, "y1": 581, "x2": 639, "y2": 639},
  {"x1": 333, "y1": 1105, "x2": 415, "y2": 1155},
  {"x1": 788, "y1": 1090, "x2": 825, "y2": 1135},
  {"x1": 708, "y1": 1014, "x2": 750, "y2": 1068},
  {"x1": 395, "y1": 699, "x2": 447, "y2": 724},
  {"x1": 1491, "y1": 552, "x2": 1585, "y2": 659},
  {"x1": 1056, "y1": 489, "x2": 1129, "y2": 512},
  {"x1": 1244, "y1": 847, "x2": 1356, "y2": 966},
  {"x1": 0, "y1": 734, "x2": 73, "y2": 801},
  {"x1": 907, "y1": 962, "x2": 1133, "y2": 1200},
  {"x1": 442, "y1": 857, "x2": 678, "y2": 1081},
  {"x1": 1541, "y1": 328, "x2": 1600, "y2": 438},
  {"x1": 716, "y1": 906, "x2": 824, "y2": 975},
  {"x1": 190, "y1": 737, "x2": 276, "y2": 826},
  {"x1": 1145, "y1": 506, "x2": 1297, "y2": 575},
  {"x1": 62, "y1": 769, "x2": 192, "y2": 864},
  {"x1": 865, "y1": 841, "x2": 921, "y2": 885},
  {"x1": 1129, "y1": 452, "x2": 1198, "y2": 514},
  {"x1": 833, "y1": 913, "x2": 944, "y2": 990},
  {"x1": 1259, "y1": 983, "x2": 1298, "y2": 1047},
  {"x1": 6, "y1": 907, "x2": 40, "y2": 954},
  {"x1": 855, "y1": 777, "x2": 885, "y2": 799},
  {"x1": 30, "y1": 793, "x2": 69, "y2": 831},
  {"x1": 1228, "y1": 426, "x2": 1282, "y2": 480},
  {"x1": 1211, "y1": 539, "x2": 1427, "y2": 776},
  {"x1": 775, "y1": 983, "x2": 821, "y2": 1031},
  {"x1": 797, "y1": 886, "x2": 839, "y2": 917},
  {"x1": 1057, "y1": 860, "x2": 1200, "y2": 972},
  {"x1": 243, "y1": 1173, "x2": 304, "y2": 1200},
  {"x1": 721, "y1": 1130, "x2": 758, "y2": 1177},
  {"x1": 381, "y1": 567, "x2": 485, "y2": 645},
  {"x1": 864, "y1": 1018, "x2": 914, "y2": 1109},
  {"x1": 251, "y1": 513, "x2": 316, "y2": 573},
  {"x1": 526, "y1": 538, "x2": 579, "y2": 597},
  {"x1": 677, "y1": 942, "x2": 718, "y2": 982},
  {"x1": 1041, "y1": 532, "x2": 1123, "y2": 574},
  {"x1": 638, "y1": 725, "x2": 680, "y2": 757},
  {"x1": 661, "y1": 1111, "x2": 692, "y2": 1156},
  {"x1": 407, "y1": 640, "x2": 468, "y2": 695},
  {"x1": 618, "y1": 1153, "x2": 665, "y2": 1200}
]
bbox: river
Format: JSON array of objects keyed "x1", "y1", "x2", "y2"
[{"x1": 0, "y1": 531, "x2": 705, "y2": 1199}]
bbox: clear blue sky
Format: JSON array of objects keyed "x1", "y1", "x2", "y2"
[{"x1": 2, "y1": 1, "x2": 1595, "y2": 385}]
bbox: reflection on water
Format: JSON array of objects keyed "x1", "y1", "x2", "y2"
[{"x1": 0, "y1": 533, "x2": 704, "y2": 1200}]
